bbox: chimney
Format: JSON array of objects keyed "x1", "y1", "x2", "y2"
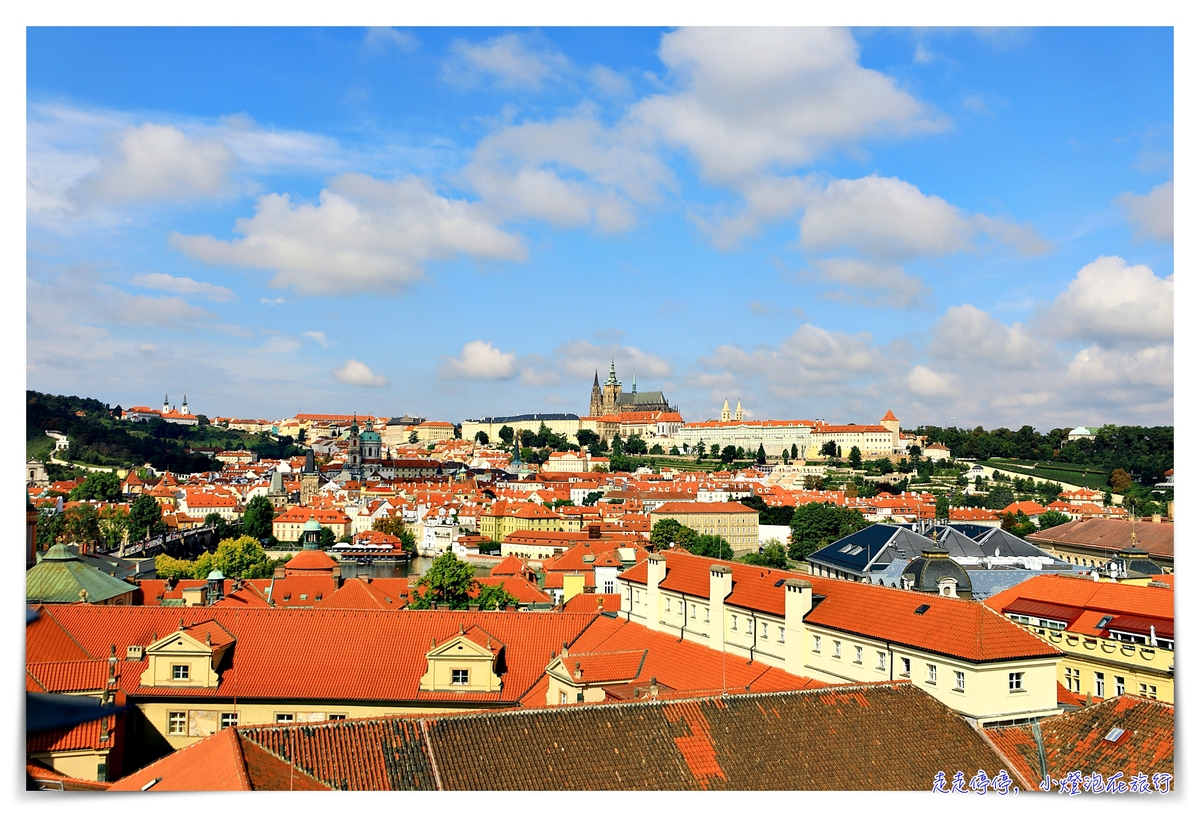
[
  {"x1": 649, "y1": 676, "x2": 659, "y2": 699},
  {"x1": 709, "y1": 565, "x2": 732, "y2": 646},
  {"x1": 646, "y1": 553, "x2": 667, "y2": 634},
  {"x1": 574, "y1": 661, "x2": 582, "y2": 681},
  {"x1": 1152, "y1": 514, "x2": 1162, "y2": 524},
  {"x1": 784, "y1": 579, "x2": 813, "y2": 677},
  {"x1": 588, "y1": 524, "x2": 601, "y2": 539}
]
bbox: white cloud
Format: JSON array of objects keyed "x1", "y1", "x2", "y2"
[
  {"x1": 364, "y1": 27, "x2": 418, "y2": 53},
  {"x1": 906, "y1": 365, "x2": 956, "y2": 399},
  {"x1": 927, "y1": 304, "x2": 1058, "y2": 370},
  {"x1": 690, "y1": 174, "x2": 815, "y2": 249},
  {"x1": 811, "y1": 258, "x2": 929, "y2": 308},
  {"x1": 443, "y1": 33, "x2": 572, "y2": 91},
  {"x1": 129, "y1": 272, "x2": 236, "y2": 302},
  {"x1": 589, "y1": 65, "x2": 631, "y2": 96},
  {"x1": 302, "y1": 331, "x2": 330, "y2": 347},
  {"x1": 1037, "y1": 256, "x2": 1173, "y2": 346},
  {"x1": 170, "y1": 173, "x2": 526, "y2": 294},
  {"x1": 332, "y1": 359, "x2": 389, "y2": 388},
  {"x1": 972, "y1": 214, "x2": 1053, "y2": 256},
  {"x1": 78, "y1": 124, "x2": 235, "y2": 203},
  {"x1": 439, "y1": 340, "x2": 518, "y2": 380},
  {"x1": 799, "y1": 176, "x2": 974, "y2": 261},
  {"x1": 1115, "y1": 181, "x2": 1173, "y2": 241},
  {"x1": 633, "y1": 27, "x2": 946, "y2": 183},
  {"x1": 463, "y1": 115, "x2": 670, "y2": 232}
]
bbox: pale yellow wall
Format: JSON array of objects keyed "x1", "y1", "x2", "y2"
[
  {"x1": 29, "y1": 749, "x2": 109, "y2": 782},
  {"x1": 563, "y1": 574, "x2": 586, "y2": 602},
  {"x1": 140, "y1": 636, "x2": 220, "y2": 688},
  {"x1": 1018, "y1": 625, "x2": 1175, "y2": 704},
  {"x1": 649, "y1": 510, "x2": 759, "y2": 553}
]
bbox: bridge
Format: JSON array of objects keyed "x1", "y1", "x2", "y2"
[{"x1": 99, "y1": 523, "x2": 238, "y2": 560}]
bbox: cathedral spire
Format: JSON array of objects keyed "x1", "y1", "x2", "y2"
[
  {"x1": 632, "y1": 368, "x2": 637, "y2": 394},
  {"x1": 593, "y1": 369, "x2": 599, "y2": 387}
]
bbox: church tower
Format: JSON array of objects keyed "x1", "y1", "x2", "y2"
[
  {"x1": 180, "y1": 395, "x2": 190, "y2": 416},
  {"x1": 601, "y1": 359, "x2": 622, "y2": 416},
  {"x1": 881, "y1": 409, "x2": 901, "y2": 453},
  {"x1": 348, "y1": 414, "x2": 362, "y2": 475},
  {"x1": 300, "y1": 449, "x2": 319, "y2": 506},
  {"x1": 734, "y1": 399, "x2": 743, "y2": 422},
  {"x1": 589, "y1": 370, "x2": 603, "y2": 417},
  {"x1": 721, "y1": 399, "x2": 731, "y2": 422},
  {"x1": 163, "y1": 394, "x2": 170, "y2": 414}
]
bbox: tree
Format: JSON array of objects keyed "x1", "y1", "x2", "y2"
[
  {"x1": 475, "y1": 431, "x2": 490, "y2": 445},
  {"x1": 625, "y1": 435, "x2": 648, "y2": 455},
  {"x1": 154, "y1": 554, "x2": 196, "y2": 580},
  {"x1": 791, "y1": 443, "x2": 799, "y2": 460},
  {"x1": 98, "y1": 505, "x2": 130, "y2": 551},
  {"x1": 820, "y1": 440, "x2": 838, "y2": 457},
  {"x1": 317, "y1": 527, "x2": 337, "y2": 549},
  {"x1": 649, "y1": 443, "x2": 664, "y2": 455},
  {"x1": 720, "y1": 445, "x2": 737, "y2": 464},
  {"x1": 519, "y1": 429, "x2": 537, "y2": 449},
  {"x1": 61, "y1": 504, "x2": 101, "y2": 546},
  {"x1": 68, "y1": 471, "x2": 121, "y2": 502},
  {"x1": 909, "y1": 444, "x2": 922, "y2": 459},
  {"x1": 756, "y1": 444, "x2": 767, "y2": 465},
  {"x1": 241, "y1": 495, "x2": 276, "y2": 541},
  {"x1": 689, "y1": 534, "x2": 733, "y2": 560},
  {"x1": 935, "y1": 494, "x2": 951, "y2": 520},
  {"x1": 212, "y1": 535, "x2": 274, "y2": 578},
  {"x1": 127, "y1": 494, "x2": 165, "y2": 541},
  {"x1": 498, "y1": 425, "x2": 515, "y2": 445},
  {"x1": 669, "y1": 446, "x2": 680, "y2": 456},
  {"x1": 36, "y1": 509, "x2": 63, "y2": 550},
  {"x1": 802, "y1": 475, "x2": 825, "y2": 491},
  {"x1": 203, "y1": 512, "x2": 230, "y2": 541},
  {"x1": 1110, "y1": 468, "x2": 1133, "y2": 494},
  {"x1": 576, "y1": 429, "x2": 600, "y2": 448},
  {"x1": 407, "y1": 552, "x2": 477, "y2": 609},
  {"x1": 1037, "y1": 510, "x2": 1072, "y2": 530},
  {"x1": 848, "y1": 446, "x2": 862, "y2": 469},
  {"x1": 650, "y1": 518, "x2": 697, "y2": 551},
  {"x1": 475, "y1": 583, "x2": 519, "y2": 610},
  {"x1": 986, "y1": 486, "x2": 1015, "y2": 510},
  {"x1": 582, "y1": 491, "x2": 604, "y2": 506},
  {"x1": 788, "y1": 502, "x2": 870, "y2": 561},
  {"x1": 709, "y1": 444, "x2": 720, "y2": 459},
  {"x1": 1000, "y1": 511, "x2": 1037, "y2": 539},
  {"x1": 742, "y1": 540, "x2": 788, "y2": 568}
]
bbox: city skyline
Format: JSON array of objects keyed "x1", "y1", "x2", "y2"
[{"x1": 27, "y1": 27, "x2": 1173, "y2": 430}]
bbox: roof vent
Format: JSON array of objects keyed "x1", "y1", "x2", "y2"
[
  {"x1": 914, "y1": 604, "x2": 930, "y2": 615},
  {"x1": 774, "y1": 579, "x2": 786, "y2": 587}
]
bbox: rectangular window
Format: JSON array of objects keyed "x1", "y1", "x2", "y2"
[
  {"x1": 220, "y1": 712, "x2": 239, "y2": 729},
  {"x1": 328, "y1": 714, "x2": 346, "y2": 721},
  {"x1": 1115, "y1": 676, "x2": 1125, "y2": 696},
  {"x1": 731, "y1": 615, "x2": 738, "y2": 631},
  {"x1": 275, "y1": 713, "x2": 294, "y2": 723},
  {"x1": 833, "y1": 640, "x2": 841, "y2": 659},
  {"x1": 813, "y1": 635, "x2": 821, "y2": 653},
  {"x1": 900, "y1": 657, "x2": 911, "y2": 677},
  {"x1": 691, "y1": 604, "x2": 697, "y2": 619},
  {"x1": 635, "y1": 590, "x2": 640, "y2": 603},
  {"x1": 762, "y1": 622, "x2": 768, "y2": 638},
  {"x1": 955, "y1": 671, "x2": 966, "y2": 692},
  {"x1": 1095, "y1": 672, "x2": 1105, "y2": 698},
  {"x1": 560, "y1": 691, "x2": 567, "y2": 705},
  {"x1": 1009, "y1": 672, "x2": 1025, "y2": 692},
  {"x1": 877, "y1": 652, "x2": 887, "y2": 671},
  {"x1": 854, "y1": 646, "x2": 863, "y2": 664},
  {"x1": 778, "y1": 626, "x2": 785, "y2": 643},
  {"x1": 172, "y1": 664, "x2": 189, "y2": 680},
  {"x1": 704, "y1": 608, "x2": 710, "y2": 623},
  {"x1": 927, "y1": 664, "x2": 937, "y2": 685},
  {"x1": 452, "y1": 669, "x2": 470, "y2": 685},
  {"x1": 604, "y1": 580, "x2": 614, "y2": 594},
  {"x1": 168, "y1": 711, "x2": 186, "y2": 735},
  {"x1": 1065, "y1": 667, "x2": 1080, "y2": 693}
]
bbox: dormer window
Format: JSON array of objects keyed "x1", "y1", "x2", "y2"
[
  {"x1": 452, "y1": 669, "x2": 470, "y2": 685},
  {"x1": 172, "y1": 664, "x2": 189, "y2": 680}
]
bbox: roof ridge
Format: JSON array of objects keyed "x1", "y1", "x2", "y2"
[{"x1": 35, "y1": 605, "x2": 95, "y2": 660}]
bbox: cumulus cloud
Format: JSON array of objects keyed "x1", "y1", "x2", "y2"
[
  {"x1": 170, "y1": 173, "x2": 526, "y2": 294},
  {"x1": 129, "y1": 272, "x2": 236, "y2": 302},
  {"x1": 302, "y1": 331, "x2": 330, "y2": 347},
  {"x1": 443, "y1": 32, "x2": 572, "y2": 91},
  {"x1": 633, "y1": 27, "x2": 946, "y2": 183},
  {"x1": 1037, "y1": 256, "x2": 1173, "y2": 346},
  {"x1": 439, "y1": 340, "x2": 518, "y2": 380},
  {"x1": 462, "y1": 115, "x2": 670, "y2": 232},
  {"x1": 690, "y1": 174, "x2": 815, "y2": 248},
  {"x1": 811, "y1": 258, "x2": 929, "y2": 308},
  {"x1": 906, "y1": 365, "x2": 956, "y2": 399},
  {"x1": 77, "y1": 124, "x2": 235, "y2": 203},
  {"x1": 927, "y1": 304, "x2": 1058, "y2": 370},
  {"x1": 332, "y1": 359, "x2": 390, "y2": 388},
  {"x1": 1115, "y1": 181, "x2": 1173, "y2": 241}
]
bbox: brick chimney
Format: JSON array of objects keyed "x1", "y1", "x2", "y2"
[{"x1": 709, "y1": 565, "x2": 732, "y2": 647}]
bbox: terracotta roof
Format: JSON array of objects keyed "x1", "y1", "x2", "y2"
[
  {"x1": 651, "y1": 501, "x2": 757, "y2": 515},
  {"x1": 985, "y1": 696, "x2": 1174, "y2": 789},
  {"x1": 26, "y1": 609, "x2": 92, "y2": 662},
  {"x1": 233, "y1": 683, "x2": 1017, "y2": 790},
  {"x1": 315, "y1": 578, "x2": 407, "y2": 609},
  {"x1": 30, "y1": 606, "x2": 599, "y2": 706},
  {"x1": 475, "y1": 576, "x2": 552, "y2": 605},
  {"x1": 562, "y1": 593, "x2": 623, "y2": 613},
  {"x1": 107, "y1": 726, "x2": 329, "y2": 791},
  {"x1": 284, "y1": 549, "x2": 338, "y2": 573},
  {"x1": 984, "y1": 574, "x2": 1174, "y2": 638},
  {"x1": 26, "y1": 660, "x2": 109, "y2": 692},
  {"x1": 489, "y1": 554, "x2": 532, "y2": 576},
  {"x1": 1027, "y1": 518, "x2": 1174, "y2": 560},
  {"x1": 621, "y1": 550, "x2": 1060, "y2": 663},
  {"x1": 26, "y1": 759, "x2": 111, "y2": 791}
]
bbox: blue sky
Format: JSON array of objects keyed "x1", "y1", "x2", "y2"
[{"x1": 26, "y1": 27, "x2": 1174, "y2": 430}]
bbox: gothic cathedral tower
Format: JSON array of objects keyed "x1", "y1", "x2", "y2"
[{"x1": 589, "y1": 370, "x2": 603, "y2": 417}]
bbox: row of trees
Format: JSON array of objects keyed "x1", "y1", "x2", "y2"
[
  {"x1": 154, "y1": 535, "x2": 289, "y2": 580},
  {"x1": 648, "y1": 519, "x2": 734, "y2": 559}
]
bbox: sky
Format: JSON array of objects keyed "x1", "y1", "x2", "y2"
[{"x1": 25, "y1": 26, "x2": 1175, "y2": 431}]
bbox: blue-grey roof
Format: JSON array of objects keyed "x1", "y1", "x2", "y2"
[
  {"x1": 468, "y1": 414, "x2": 581, "y2": 423},
  {"x1": 873, "y1": 559, "x2": 1090, "y2": 600},
  {"x1": 806, "y1": 524, "x2": 932, "y2": 573}
]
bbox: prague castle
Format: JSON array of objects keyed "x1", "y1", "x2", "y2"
[{"x1": 588, "y1": 360, "x2": 675, "y2": 417}]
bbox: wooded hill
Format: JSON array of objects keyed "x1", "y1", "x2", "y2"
[{"x1": 26, "y1": 390, "x2": 302, "y2": 474}]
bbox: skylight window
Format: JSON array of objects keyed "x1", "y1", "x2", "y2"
[
  {"x1": 1103, "y1": 727, "x2": 1126, "y2": 743},
  {"x1": 914, "y1": 604, "x2": 930, "y2": 615}
]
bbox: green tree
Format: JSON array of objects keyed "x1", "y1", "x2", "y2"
[
  {"x1": 791, "y1": 443, "x2": 799, "y2": 460},
  {"x1": 98, "y1": 505, "x2": 130, "y2": 550},
  {"x1": 36, "y1": 509, "x2": 63, "y2": 550},
  {"x1": 1000, "y1": 511, "x2": 1037, "y2": 539},
  {"x1": 610, "y1": 434, "x2": 625, "y2": 457},
  {"x1": 756, "y1": 443, "x2": 767, "y2": 465},
  {"x1": 407, "y1": 552, "x2": 477, "y2": 609},
  {"x1": 788, "y1": 502, "x2": 870, "y2": 561},
  {"x1": 317, "y1": 527, "x2": 337, "y2": 549},
  {"x1": 68, "y1": 471, "x2": 121, "y2": 502},
  {"x1": 710, "y1": 443, "x2": 720, "y2": 459},
  {"x1": 625, "y1": 435, "x2": 648, "y2": 455},
  {"x1": 372, "y1": 516, "x2": 418, "y2": 551},
  {"x1": 1110, "y1": 468, "x2": 1133, "y2": 494},
  {"x1": 848, "y1": 446, "x2": 862, "y2": 469},
  {"x1": 720, "y1": 445, "x2": 737, "y2": 464},
  {"x1": 127, "y1": 494, "x2": 165, "y2": 541},
  {"x1": 820, "y1": 440, "x2": 838, "y2": 457},
  {"x1": 475, "y1": 431, "x2": 489, "y2": 445},
  {"x1": 669, "y1": 446, "x2": 680, "y2": 456},
  {"x1": 650, "y1": 443, "x2": 665, "y2": 455},
  {"x1": 909, "y1": 444, "x2": 922, "y2": 459},
  {"x1": 689, "y1": 533, "x2": 733, "y2": 560},
  {"x1": 241, "y1": 495, "x2": 276, "y2": 541},
  {"x1": 742, "y1": 540, "x2": 788, "y2": 568},
  {"x1": 211, "y1": 535, "x2": 274, "y2": 578},
  {"x1": 1037, "y1": 510, "x2": 1072, "y2": 530},
  {"x1": 986, "y1": 486, "x2": 1016, "y2": 510},
  {"x1": 650, "y1": 518, "x2": 697, "y2": 551},
  {"x1": 203, "y1": 512, "x2": 230, "y2": 541},
  {"x1": 154, "y1": 554, "x2": 196, "y2": 580},
  {"x1": 61, "y1": 503, "x2": 101, "y2": 546},
  {"x1": 935, "y1": 494, "x2": 950, "y2": 520},
  {"x1": 582, "y1": 491, "x2": 605, "y2": 506},
  {"x1": 802, "y1": 475, "x2": 825, "y2": 491},
  {"x1": 498, "y1": 425, "x2": 515, "y2": 445},
  {"x1": 408, "y1": 430, "x2": 419, "y2": 445},
  {"x1": 475, "y1": 583, "x2": 519, "y2": 610},
  {"x1": 576, "y1": 429, "x2": 600, "y2": 448}
]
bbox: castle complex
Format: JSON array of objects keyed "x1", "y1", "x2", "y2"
[{"x1": 588, "y1": 360, "x2": 675, "y2": 417}]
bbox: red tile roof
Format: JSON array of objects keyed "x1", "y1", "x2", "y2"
[
  {"x1": 984, "y1": 573, "x2": 1174, "y2": 638},
  {"x1": 475, "y1": 576, "x2": 552, "y2": 605},
  {"x1": 26, "y1": 660, "x2": 110, "y2": 693},
  {"x1": 562, "y1": 593, "x2": 623, "y2": 613},
  {"x1": 652, "y1": 501, "x2": 757, "y2": 515},
  {"x1": 284, "y1": 548, "x2": 338, "y2": 573},
  {"x1": 314, "y1": 578, "x2": 407, "y2": 609}
]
